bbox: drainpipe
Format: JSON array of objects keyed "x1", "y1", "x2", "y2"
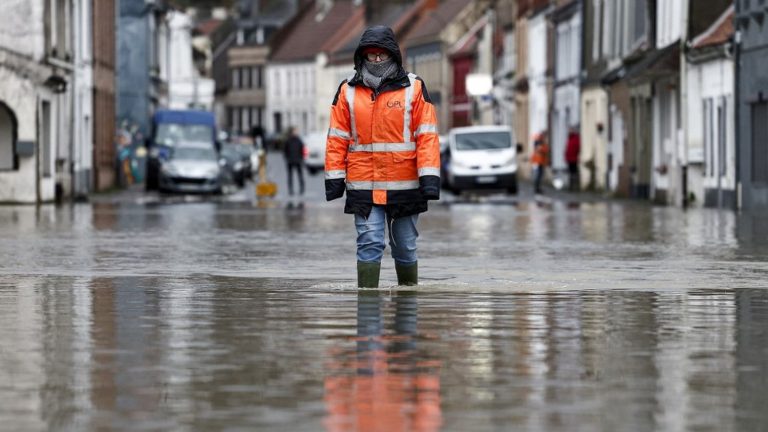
[
  {"x1": 680, "y1": 0, "x2": 690, "y2": 209},
  {"x1": 734, "y1": 28, "x2": 742, "y2": 211}
]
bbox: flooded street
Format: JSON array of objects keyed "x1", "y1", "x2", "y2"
[{"x1": 1, "y1": 158, "x2": 767, "y2": 431}]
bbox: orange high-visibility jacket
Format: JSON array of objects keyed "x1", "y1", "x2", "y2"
[{"x1": 325, "y1": 27, "x2": 440, "y2": 215}]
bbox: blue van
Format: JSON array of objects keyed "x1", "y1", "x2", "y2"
[{"x1": 145, "y1": 109, "x2": 219, "y2": 191}]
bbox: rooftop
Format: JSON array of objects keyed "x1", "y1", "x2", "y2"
[
  {"x1": 692, "y1": 6, "x2": 734, "y2": 49},
  {"x1": 270, "y1": 0, "x2": 359, "y2": 63}
]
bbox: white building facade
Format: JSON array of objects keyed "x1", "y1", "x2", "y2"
[
  {"x1": 315, "y1": 54, "x2": 354, "y2": 137},
  {"x1": 527, "y1": 11, "x2": 549, "y2": 152},
  {"x1": 72, "y1": 0, "x2": 94, "y2": 198},
  {"x1": 686, "y1": 8, "x2": 736, "y2": 209},
  {"x1": 552, "y1": 6, "x2": 582, "y2": 175},
  {"x1": 0, "y1": 0, "x2": 79, "y2": 203},
  {"x1": 267, "y1": 62, "x2": 316, "y2": 136},
  {"x1": 167, "y1": 11, "x2": 214, "y2": 111},
  {"x1": 652, "y1": 0, "x2": 685, "y2": 205}
]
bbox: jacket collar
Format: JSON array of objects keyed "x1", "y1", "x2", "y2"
[{"x1": 348, "y1": 68, "x2": 410, "y2": 95}]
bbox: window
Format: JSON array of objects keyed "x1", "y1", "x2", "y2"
[
  {"x1": 251, "y1": 107, "x2": 261, "y2": 127},
  {"x1": 232, "y1": 107, "x2": 240, "y2": 132},
  {"x1": 287, "y1": 70, "x2": 292, "y2": 96},
  {"x1": 41, "y1": 101, "x2": 52, "y2": 178},
  {"x1": 46, "y1": 0, "x2": 72, "y2": 58},
  {"x1": 251, "y1": 66, "x2": 261, "y2": 88},
  {"x1": 752, "y1": 102, "x2": 768, "y2": 182},
  {"x1": 241, "y1": 107, "x2": 249, "y2": 132},
  {"x1": 155, "y1": 124, "x2": 213, "y2": 146},
  {"x1": 633, "y1": 0, "x2": 647, "y2": 48},
  {"x1": 718, "y1": 100, "x2": 726, "y2": 177},
  {"x1": 592, "y1": 0, "x2": 603, "y2": 61},
  {"x1": 232, "y1": 68, "x2": 240, "y2": 89},
  {"x1": 241, "y1": 67, "x2": 250, "y2": 89},
  {"x1": 704, "y1": 99, "x2": 714, "y2": 176},
  {"x1": 604, "y1": 0, "x2": 622, "y2": 59},
  {"x1": 504, "y1": 30, "x2": 516, "y2": 72},
  {"x1": 0, "y1": 102, "x2": 18, "y2": 171}
]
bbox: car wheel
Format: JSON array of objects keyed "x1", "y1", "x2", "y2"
[
  {"x1": 506, "y1": 177, "x2": 518, "y2": 195},
  {"x1": 145, "y1": 163, "x2": 158, "y2": 191}
]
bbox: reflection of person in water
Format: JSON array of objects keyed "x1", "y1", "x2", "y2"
[{"x1": 324, "y1": 291, "x2": 442, "y2": 432}]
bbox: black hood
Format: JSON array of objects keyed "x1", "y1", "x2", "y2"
[{"x1": 352, "y1": 26, "x2": 406, "y2": 81}]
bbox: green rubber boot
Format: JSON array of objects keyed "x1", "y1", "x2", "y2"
[
  {"x1": 357, "y1": 261, "x2": 381, "y2": 288},
  {"x1": 395, "y1": 262, "x2": 418, "y2": 286}
]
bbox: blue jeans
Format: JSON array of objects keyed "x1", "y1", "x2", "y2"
[{"x1": 355, "y1": 206, "x2": 419, "y2": 265}]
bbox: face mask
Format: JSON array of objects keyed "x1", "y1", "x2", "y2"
[{"x1": 362, "y1": 58, "x2": 397, "y2": 90}]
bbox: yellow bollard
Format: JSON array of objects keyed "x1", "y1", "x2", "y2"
[{"x1": 255, "y1": 150, "x2": 277, "y2": 198}]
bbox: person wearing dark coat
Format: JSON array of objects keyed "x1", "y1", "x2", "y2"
[{"x1": 283, "y1": 127, "x2": 305, "y2": 196}]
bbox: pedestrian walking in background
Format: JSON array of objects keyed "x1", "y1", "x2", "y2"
[
  {"x1": 565, "y1": 127, "x2": 581, "y2": 191},
  {"x1": 283, "y1": 126, "x2": 305, "y2": 196},
  {"x1": 250, "y1": 125, "x2": 265, "y2": 151},
  {"x1": 531, "y1": 132, "x2": 550, "y2": 195},
  {"x1": 325, "y1": 25, "x2": 441, "y2": 288}
]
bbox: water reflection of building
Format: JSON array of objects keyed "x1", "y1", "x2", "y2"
[
  {"x1": 735, "y1": 290, "x2": 768, "y2": 430},
  {"x1": 324, "y1": 291, "x2": 442, "y2": 432}
]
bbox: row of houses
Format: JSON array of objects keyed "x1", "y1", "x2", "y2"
[
  {"x1": 455, "y1": 0, "x2": 737, "y2": 210},
  {"x1": 209, "y1": 0, "x2": 768, "y2": 210},
  {"x1": 492, "y1": 0, "x2": 759, "y2": 210},
  {"x1": 0, "y1": 0, "x2": 213, "y2": 203},
  {"x1": 210, "y1": 0, "x2": 497, "y2": 144},
  {"x1": 2, "y1": 0, "x2": 766, "y2": 210}
]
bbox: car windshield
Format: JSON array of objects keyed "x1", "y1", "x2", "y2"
[
  {"x1": 220, "y1": 146, "x2": 240, "y2": 160},
  {"x1": 172, "y1": 146, "x2": 217, "y2": 161},
  {"x1": 454, "y1": 132, "x2": 512, "y2": 151},
  {"x1": 156, "y1": 123, "x2": 213, "y2": 146},
  {"x1": 234, "y1": 143, "x2": 252, "y2": 157}
]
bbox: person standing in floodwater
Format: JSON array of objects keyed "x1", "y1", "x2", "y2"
[
  {"x1": 324, "y1": 26, "x2": 441, "y2": 288},
  {"x1": 283, "y1": 126, "x2": 305, "y2": 196}
]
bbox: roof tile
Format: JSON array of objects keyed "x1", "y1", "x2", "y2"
[{"x1": 271, "y1": 1, "x2": 359, "y2": 63}]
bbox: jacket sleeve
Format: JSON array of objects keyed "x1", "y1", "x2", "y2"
[
  {"x1": 412, "y1": 78, "x2": 440, "y2": 200},
  {"x1": 325, "y1": 81, "x2": 351, "y2": 201}
]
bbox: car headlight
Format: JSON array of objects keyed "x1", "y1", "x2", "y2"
[
  {"x1": 206, "y1": 167, "x2": 220, "y2": 177},
  {"x1": 452, "y1": 159, "x2": 470, "y2": 169},
  {"x1": 161, "y1": 164, "x2": 178, "y2": 176},
  {"x1": 502, "y1": 154, "x2": 516, "y2": 166},
  {"x1": 233, "y1": 161, "x2": 243, "y2": 171}
]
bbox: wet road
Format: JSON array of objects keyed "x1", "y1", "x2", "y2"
[{"x1": 1, "y1": 154, "x2": 768, "y2": 431}]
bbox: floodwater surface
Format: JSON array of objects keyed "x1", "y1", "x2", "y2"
[{"x1": 0, "y1": 193, "x2": 767, "y2": 431}]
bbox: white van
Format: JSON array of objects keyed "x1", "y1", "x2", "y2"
[
  {"x1": 302, "y1": 131, "x2": 326, "y2": 175},
  {"x1": 443, "y1": 125, "x2": 518, "y2": 195}
]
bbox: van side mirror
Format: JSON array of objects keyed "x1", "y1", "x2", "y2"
[{"x1": 516, "y1": 143, "x2": 524, "y2": 154}]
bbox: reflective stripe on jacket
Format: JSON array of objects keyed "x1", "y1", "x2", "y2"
[{"x1": 324, "y1": 74, "x2": 440, "y2": 206}]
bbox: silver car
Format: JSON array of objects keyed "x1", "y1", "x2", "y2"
[{"x1": 158, "y1": 145, "x2": 222, "y2": 194}]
